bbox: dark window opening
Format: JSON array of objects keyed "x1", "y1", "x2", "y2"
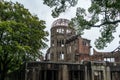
[
  {"x1": 39, "y1": 70, "x2": 58, "y2": 80},
  {"x1": 51, "y1": 40, "x2": 54, "y2": 46},
  {"x1": 57, "y1": 39, "x2": 64, "y2": 47},
  {"x1": 69, "y1": 70, "x2": 85, "y2": 80},
  {"x1": 94, "y1": 71, "x2": 103, "y2": 80}
]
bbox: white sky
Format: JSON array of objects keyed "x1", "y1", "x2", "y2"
[{"x1": 6, "y1": 0, "x2": 120, "y2": 53}]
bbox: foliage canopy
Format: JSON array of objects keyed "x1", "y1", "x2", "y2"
[
  {"x1": 43, "y1": 0, "x2": 120, "y2": 49},
  {"x1": 0, "y1": 1, "x2": 48, "y2": 80}
]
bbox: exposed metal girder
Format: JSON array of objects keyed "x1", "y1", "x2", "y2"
[{"x1": 112, "y1": 45, "x2": 120, "y2": 53}]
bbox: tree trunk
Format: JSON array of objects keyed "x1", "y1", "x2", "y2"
[
  {"x1": 1, "y1": 72, "x2": 6, "y2": 80},
  {"x1": 0, "y1": 53, "x2": 9, "y2": 80},
  {"x1": 1, "y1": 63, "x2": 7, "y2": 80}
]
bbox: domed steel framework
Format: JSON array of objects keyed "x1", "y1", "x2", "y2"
[
  {"x1": 52, "y1": 18, "x2": 70, "y2": 27},
  {"x1": 49, "y1": 18, "x2": 76, "y2": 62}
]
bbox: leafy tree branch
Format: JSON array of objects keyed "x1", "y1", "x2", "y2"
[{"x1": 43, "y1": 0, "x2": 120, "y2": 49}]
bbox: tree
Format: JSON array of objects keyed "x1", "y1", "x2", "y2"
[
  {"x1": 43, "y1": 0, "x2": 120, "y2": 49},
  {"x1": 0, "y1": 1, "x2": 48, "y2": 80}
]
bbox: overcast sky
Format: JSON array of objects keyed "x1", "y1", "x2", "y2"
[{"x1": 6, "y1": 0, "x2": 120, "y2": 53}]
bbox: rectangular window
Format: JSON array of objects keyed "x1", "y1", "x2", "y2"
[
  {"x1": 60, "y1": 52, "x2": 64, "y2": 60},
  {"x1": 51, "y1": 40, "x2": 54, "y2": 46},
  {"x1": 61, "y1": 40, "x2": 64, "y2": 47},
  {"x1": 47, "y1": 53, "x2": 50, "y2": 60},
  {"x1": 61, "y1": 29, "x2": 64, "y2": 33},
  {"x1": 69, "y1": 46, "x2": 71, "y2": 53},
  {"x1": 104, "y1": 58, "x2": 115, "y2": 62},
  {"x1": 66, "y1": 29, "x2": 71, "y2": 34},
  {"x1": 57, "y1": 40, "x2": 61, "y2": 46},
  {"x1": 57, "y1": 39, "x2": 65, "y2": 47}
]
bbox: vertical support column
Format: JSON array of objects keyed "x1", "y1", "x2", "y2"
[
  {"x1": 72, "y1": 71, "x2": 74, "y2": 80},
  {"x1": 87, "y1": 70, "x2": 91, "y2": 80},
  {"x1": 39, "y1": 65, "x2": 42, "y2": 80},
  {"x1": 78, "y1": 71, "x2": 80, "y2": 80},
  {"x1": 44, "y1": 70, "x2": 47, "y2": 80},
  {"x1": 25, "y1": 63, "x2": 28, "y2": 80},
  {"x1": 32, "y1": 68, "x2": 36, "y2": 80},
  {"x1": 52, "y1": 71, "x2": 54, "y2": 80},
  {"x1": 36, "y1": 68, "x2": 39, "y2": 80},
  {"x1": 103, "y1": 68, "x2": 106, "y2": 80},
  {"x1": 106, "y1": 67, "x2": 111, "y2": 80},
  {"x1": 91, "y1": 66, "x2": 94, "y2": 80},
  {"x1": 58, "y1": 66, "x2": 62, "y2": 80},
  {"x1": 62, "y1": 65, "x2": 69, "y2": 80},
  {"x1": 85, "y1": 66, "x2": 88, "y2": 80},
  {"x1": 54, "y1": 49, "x2": 57, "y2": 61}
]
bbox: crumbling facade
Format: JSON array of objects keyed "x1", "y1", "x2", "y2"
[
  {"x1": 24, "y1": 18, "x2": 120, "y2": 80},
  {"x1": 47, "y1": 19, "x2": 75, "y2": 62},
  {"x1": 46, "y1": 18, "x2": 91, "y2": 62},
  {"x1": 46, "y1": 18, "x2": 120, "y2": 62}
]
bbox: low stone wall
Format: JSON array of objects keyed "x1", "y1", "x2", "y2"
[{"x1": 8, "y1": 61, "x2": 120, "y2": 80}]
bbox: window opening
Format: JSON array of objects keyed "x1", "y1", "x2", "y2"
[
  {"x1": 57, "y1": 39, "x2": 64, "y2": 47},
  {"x1": 66, "y1": 29, "x2": 71, "y2": 34},
  {"x1": 69, "y1": 46, "x2": 71, "y2": 53},
  {"x1": 57, "y1": 28, "x2": 64, "y2": 33},
  {"x1": 61, "y1": 40, "x2": 64, "y2": 47},
  {"x1": 57, "y1": 40, "x2": 61, "y2": 46},
  {"x1": 60, "y1": 52, "x2": 64, "y2": 60},
  {"x1": 104, "y1": 58, "x2": 115, "y2": 62},
  {"x1": 47, "y1": 53, "x2": 50, "y2": 60},
  {"x1": 61, "y1": 29, "x2": 64, "y2": 33},
  {"x1": 51, "y1": 40, "x2": 54, "y2": 46}
]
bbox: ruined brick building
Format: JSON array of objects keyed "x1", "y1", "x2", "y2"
[
  {"x1": 21, "y1": 18, "x2": 120, "y2": 80},
  {"x1": 45, "y1": 18, "x2": 120, "y2": 63},
  {"x1": 45, "y1": 18, "x2": 91, "y2": 62}
]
